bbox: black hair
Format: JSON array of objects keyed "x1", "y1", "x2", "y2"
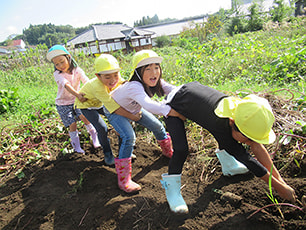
[
  {"x1": 54, "y1": 55, "x2": 77, "y2": 74},
  {"x1": 129, "y1": 63, "x2": 165, "y2": 98}
]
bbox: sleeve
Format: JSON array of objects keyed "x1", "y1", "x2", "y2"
[
  {"x1": 54, "y1": 71, "x2": 68, "y2": 87},
  {"x1": 128, "y1": 82, "x2": 171, "y2": 116},
  {"x1": 161, "y1": 79, "x2": 177, "y2": 95},
  {"x1": 77, "y1": 67, "x2": 89, "y2": 84}
]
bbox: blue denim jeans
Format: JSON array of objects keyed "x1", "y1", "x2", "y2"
[
  {"x1": 80, "y1": 108, "x2": 112, "y2": 155},
  {"x1": 103, "y1": 106, "x2": 167, "y2": 159}
]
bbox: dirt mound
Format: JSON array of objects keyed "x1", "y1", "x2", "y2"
[{"x1": 0, "y1": 128, "x2": 305, "y2": 230}]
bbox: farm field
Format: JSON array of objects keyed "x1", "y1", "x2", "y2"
[{"x1": 0, "y1": 17, "x2": 305, "y2": 229}]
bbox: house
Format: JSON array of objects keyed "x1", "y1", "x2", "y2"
[
  {"x1": 136, "y1": 16, "x2": 207, "y2": 46},
  {"x1": 0, "y1": 39, "x2": 26, "y2": 55},
  {"x1": 67, "y1": 24, "x2": 155, "y2": 55},
  {"x1": 12, "y1": 39, "x2": 26, "y2": 50}
]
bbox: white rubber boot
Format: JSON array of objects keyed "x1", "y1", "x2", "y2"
[
  {"x1": 215, "y1": 149, "x2": 249, "y2": 176},
  {"x1": 160, "y1": 173, "x2": 188, "y2": 214},
  {"x1": 69, "y1": 131, "x2": 85, "y2": 154},
  {"x1": 85, "y1": 124, "x2": 101, "y2": 148}
]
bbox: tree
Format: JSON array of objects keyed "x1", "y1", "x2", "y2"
[
  {"x1": 155, "y1": 35, "x2": 170, "y2": 48},
  {"x1": 180, "y1": 16, "x2": 223, "y2": 42},
  {"x1": 247, "y1": 1, "x2": 264, "y2": 31},
  {"x1": 22, "y1": 24, "x2": 76, "y2": 46},
  {"x1": 270, "y1": 0, "x2": 294, "y2": 22},
  {"x1": 134, "y1": 14, "x2": 160, "y2": 27}
]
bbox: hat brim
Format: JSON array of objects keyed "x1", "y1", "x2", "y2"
[
  {"x1": 236, "y1": 122, "x2": 276, "y2": 144},
  {"x1": 97, "y1": 68, "x2": 121, "y2": 75},
  {"x1": 136, "y1": 57, "x2": 163, "y2": 68},
  {"x1": 46, "y1": 50, "x2": 68, "y2": 62}
]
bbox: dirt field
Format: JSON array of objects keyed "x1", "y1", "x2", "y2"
[{"x1": 0, "y1": 125, "x2": 305, "y2": 230}]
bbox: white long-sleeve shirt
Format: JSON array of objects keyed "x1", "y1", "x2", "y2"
[{"x1": 111, "y1": 79, "x2": 179, "y2": 116}]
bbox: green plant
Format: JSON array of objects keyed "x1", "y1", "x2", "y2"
[
  {"x1": 248, "y1": 164, "x2": 304, "y2": 219},
  {"x1": 270, "y1": 0, "x2": 294, "y2": 23},
  {"x1": 71, "y1": 172, "x2": 84, "y2": 193},
  {"x1": 247, "y1": 1, "x2": 264, "y2": 32},
  {"x1": 0, "y1": 88, "x2": 19, "y2": 114},
  {"x1": 155, "y1": 35, "x2": 171, "y2": 48}
]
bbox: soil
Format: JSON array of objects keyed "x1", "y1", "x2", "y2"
[{"x1": 0, "y1": 128, "x2": 305, "y2": 230}]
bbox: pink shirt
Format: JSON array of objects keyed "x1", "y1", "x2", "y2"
[{"x1": 53, "y1": 67, "x2": 89, "y2": 105}]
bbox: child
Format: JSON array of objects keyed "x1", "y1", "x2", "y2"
[
  {"x1": 74, "y1": 54, "x2": 173, "y2": 193},
  {"x1": 111, "y1": 49, "x2": 296, "y2": 213},
  {"x1": 46, "y1": 45, "x2": 100, "y2": 154}
]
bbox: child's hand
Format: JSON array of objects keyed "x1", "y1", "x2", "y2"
[
  {"x1": 133, "y1": 111, "x2": 142, "y2": 121},
  {"x1": 168, "y1": 109, "x2": 186, "y2": 121},
  {"x1": 278, "y1": 184, "x2": 296, "y2": 203},
  {"x1": 77, "y1": 93, "x2": 88, "y2": 103}
]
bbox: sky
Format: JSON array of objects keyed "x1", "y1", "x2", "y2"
[{"x1": 0, "y1": 0, "x2": 232, "y2": 42}]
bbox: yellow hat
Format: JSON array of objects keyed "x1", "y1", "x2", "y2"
[
  {"x1": 215, "y1": 94, "x2": 276, "y2": 144},
  {"x1": 94, "y1": 54, "x2": 121, "y2": 74},
  {"x1": 130, "y1": 50, "x2": 163, "y2": 78}
]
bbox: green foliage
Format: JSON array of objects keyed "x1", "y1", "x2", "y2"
[
  {"x1": 247, "y1": 1, "x2": 265, "y2": 31},
  {"x1": 22, "y1": 24, "x2": 76, "y2": 46},
  {"x1": 134, "y1": 14, "x2": 160, "y2": 27},
  {"x1": 155, "y1": 35, "x2": 171, "y2": 48},
  {"x1": 262, "y1": 41, "x2": 306, "y2": 84},
  {"x1": 270, "y1": 0, "x2": 294, "y2": 23},
  {"x1": 180, "y1": 16, "x2": 223, "y2": 43},
  {"x1": 0, "y1": 88, "x2": 19, "y2": 114},
  {"x1": 226, "y1": 17, "x2": 248, "y2": 35},
  {"x1": 266, "y1": 165, "x2": 284, "y2": 218}
]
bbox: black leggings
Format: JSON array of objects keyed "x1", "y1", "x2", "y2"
[{"x1": 164, "y1": 116, "x2": 189, "y2": 174}]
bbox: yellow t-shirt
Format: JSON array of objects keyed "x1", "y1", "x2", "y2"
[{"x1": 75, "y1": 77, "x2": 124, "y2": 113}]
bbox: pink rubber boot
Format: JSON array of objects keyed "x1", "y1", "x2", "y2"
[
  {"x1": 157, "y1": 133, "x2": 173, "y2": 158},
  {"x1": 115, "y1": 157, "x2": 141, "y2": 193}
]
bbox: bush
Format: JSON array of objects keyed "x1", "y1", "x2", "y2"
[
  {"x1": 0, "y1": 88, "x2": 19, "y2": 114},
  {"x1": 155, "y1": 35, "x2": 171, "y2": 48}
]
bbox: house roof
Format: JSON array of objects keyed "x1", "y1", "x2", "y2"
[
  {"x1": 13, "y1": 40, "x2": 21, "y2": 46},
  {"x1": 68, "y1": 24, "x2": 154, "y2": 46},
  {"x1": 137, "y1": 17, "x2": 206, "y2": 38}
]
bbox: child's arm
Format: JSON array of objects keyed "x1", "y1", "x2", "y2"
[
  {"x1": 114, "y1": 107, "x2": 142, "y2": 122},
  {"x1": 65, "y1": 83, "x2": 87, "y2": 102},
  {"x1": 250, "y1": 142, "x2": 296, "y2": 202},
  {"x1": 249, "y1": 142, "x2": 284, "y2": 183},
  {"x1": 167, "y1": 108, "x2": 186, "y2": 121},
  {"x1": 261, "y1": 172, "x2": 296, "y2": 202}
]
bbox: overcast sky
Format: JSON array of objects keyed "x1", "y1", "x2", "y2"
[{"x1": 0, "y1": 0, "x2": 232, "y2": 42}]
